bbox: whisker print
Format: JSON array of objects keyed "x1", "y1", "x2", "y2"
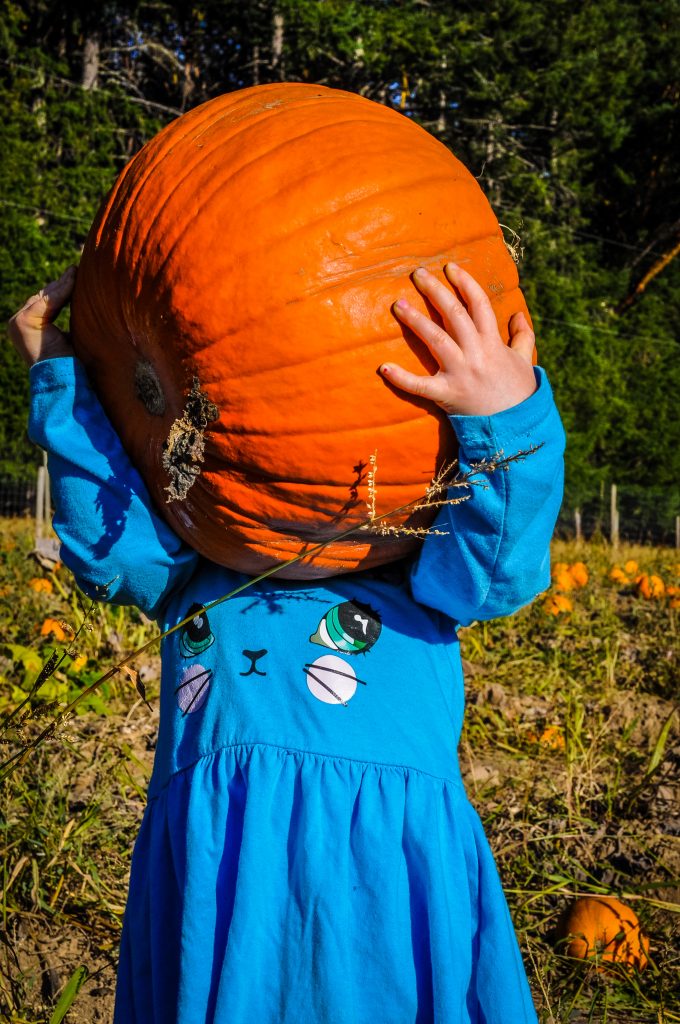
[
  {"x1": 175, "y1": 667, "x2": 213, "y2": 695},
  {"x1": 304, "y1": 669, "x2": 349, "y2": 706},
  {"x1": 303, "y1": 663, "x2": 368, "y2": 686},
  {"x1": 182, "y1": 674, "x2": 212, "y2": 716}
]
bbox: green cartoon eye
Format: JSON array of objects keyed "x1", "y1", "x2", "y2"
[
  {"x1": 180, "y1": 603, "x2": 215, "y2": 658},
  {"x1": 310, "y1": 600, "x2": 382, "y2": 655}
]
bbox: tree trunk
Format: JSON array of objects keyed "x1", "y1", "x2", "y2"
[
  {"x1": 82, "y1": 31, "x2": 100, "y2": 91},
  {"x1": 617, "y1": 235, "x2": 680, "y2": 313},
  {"x1": 181, "y1": 63, "x2": 196, "y2": 110},
  {"x1": 437, "y1": 56, "x2": 447, "y2": 134},
  {"x1": 271, "y1": 12, "x2": 284, "y2": 81},
  {"x1": 549, "y1": 107, "x2": 559, "y2": 177},
  {"x1": 485, "y1": 119, "x2": 496, "y2": 203}
]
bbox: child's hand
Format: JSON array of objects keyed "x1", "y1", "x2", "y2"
[
  {"x1": 381, "y1": 263, "x2": 536, "y2": 416},
  {"x1": 7, "y1": 266, "x2": 77, "y2": 367}
]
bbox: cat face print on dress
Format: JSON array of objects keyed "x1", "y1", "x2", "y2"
[
  {"x1": 305, "y1": 600, "x2": 382, "y2": 707},
  {"x1": 176, "y1": 603, "x2": 215, "y2": 714},
  {"x1": 174, "y1": 597, "x2": 382, "y2": 714},
  {"x1": 179, "y1": 603, "x2": 215, "y2": 658},
  {"x1": 309, "y1": 599, "x2": 382, "y2": 654}
]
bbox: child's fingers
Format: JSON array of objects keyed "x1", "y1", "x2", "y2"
[
  {"x1": 443, "y1": 263, "x2": 498, "y2": 337},
  {"x1": 508, "y1": 312, "x2": 536, "y2": 363},
  {"x1": 392, "y1": 299, "x2": 464, "y2": 371},
  {"x1": 410, "y1": 267, "x2": 478, "y2": 350},
  {"x1": 14, "y1": 267, "x2": 76, "y2": 329},
  {"x1": 8, "y1": 267, "x2": 77, "y2": 366},
  {"x1": 378, "y1": 361, "x2": 450, "y2": 405},
  {"x1": 38, "y1": 266, "x2": 77, "y2": 312}
]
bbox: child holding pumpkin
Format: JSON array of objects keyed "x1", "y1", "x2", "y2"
[{"x1": 10, "y1": 259, "x2": 564, "y2": 1024}]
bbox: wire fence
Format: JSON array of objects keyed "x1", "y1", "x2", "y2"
[
  {"x1": 558, "y1": 485, "x2": 678, "y2": 547},
  {"x1": 0, "y1": 476, "x2": 38, "y2": 518},
  {"x1": 1, "y1": 475, "x2": 678, "y2": 547}
]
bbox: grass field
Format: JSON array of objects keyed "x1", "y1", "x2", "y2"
[{"x1": 0, "y1": 518, "x2": 678, "y2": 1023}]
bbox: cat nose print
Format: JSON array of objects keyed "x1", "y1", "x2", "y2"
[{"x1": 240, "y1": 649, "x2": 268, "y2": 677}]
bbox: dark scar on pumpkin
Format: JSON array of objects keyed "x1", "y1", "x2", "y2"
[
  {"x1": 162, "y1": 377, "x2": 219, "y2": 502},
  {"x1": 135, "y1": 360, "x2": 166, "y2": 416}
]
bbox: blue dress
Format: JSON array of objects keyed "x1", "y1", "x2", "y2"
[{"x1": 29, "y1": 358, "x2": 565, "y2": 1024}]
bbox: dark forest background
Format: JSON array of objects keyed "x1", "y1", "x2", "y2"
[{"x1": 1, "y1": 0, "x2": 678, "y2": 537}]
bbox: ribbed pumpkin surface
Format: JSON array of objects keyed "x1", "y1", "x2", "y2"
[
  {"x1": 557, "y1": 896, "x2": 650, "y2": 972},
  {"x1": 70, "y1": 83, "x2": 529, "y2": 578}
]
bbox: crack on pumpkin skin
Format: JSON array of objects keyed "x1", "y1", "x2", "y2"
[{"x1": 162, "y1": 378, "x2": 219, "y2": 502}]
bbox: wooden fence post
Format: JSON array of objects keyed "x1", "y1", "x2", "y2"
[
  {"x1": 35, "y1": 464, "x2": 45, "y2": 543},
  {"x1": 610, "y1": 483, "x2": 619, "y2": 547},
  {"x1": 34, "y1": 451, "x2": 51, "y2": 551},
  {"x1": 43, "y1": 450, "x2": 51, "y2": 523}
]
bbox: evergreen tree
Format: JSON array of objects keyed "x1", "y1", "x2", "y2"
[{"x1": 1, "y1": 0, "x2": 677, "y2": 538}]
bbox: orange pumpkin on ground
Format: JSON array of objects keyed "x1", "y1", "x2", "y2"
[
  {"x1": 552, "y1": 569, "x2": 576, "y2": 592},
  {"x1": 637, "y1": 573, "x2": 665, "y2": 599},
  {"x1": 543, "y1": 594, "x2": 573, "y2": 616},
  {"x1": 28, "y1": 577, "x2": 53, "y2": 594},
  {"x1": 40, "y1": 618, "x2": 68, "y2": 641},
  {"x1": 569, "y1": 561, "x2": 588, "y2": 587},
  {"x1": 526, "y1": 724, "x2": 565, "y2": 750},
  {"x1": 609, "y1": 565, "x2": 629, "y2": 584},
  {"x1": 71, "y1": 83, "x2": 531, "y2": 578},
  {"x1": 557, "y1": 896, "x2": 649, "y2": 972}
]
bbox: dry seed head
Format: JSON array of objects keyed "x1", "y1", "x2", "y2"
[
  {"x1": 365, "y1": 449, "x2": 378, "y2": 521},
  {"x1": 361, "y1": 444, "x2": 540, "y2": 537},
  {"x1": 499, "y1": 224, "x2": 524, "y2": 264}
]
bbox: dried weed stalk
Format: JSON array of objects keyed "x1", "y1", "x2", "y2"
[
  {"x1": 362, "y1": 445, "x2": 541, "y2": 537},
  {"x1": 499, "y1": 223, "x2": 524, "y2": 264}
]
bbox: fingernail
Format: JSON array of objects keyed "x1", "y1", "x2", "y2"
[
  {"x1": 413, "y1": 267, "x2": 426, "y2": 278},
  {"x1": 379, "y1": 364, "x2": 391, "y2": 376},
  {"x1": 445, "y1": 261, "x2": 459, "y2": 272},
  {"x1": 394, "y1": 299, "x2": 409, "y2": 311}
]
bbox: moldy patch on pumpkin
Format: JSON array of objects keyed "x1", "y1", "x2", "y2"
[
  {"x1": 135, "y1": 360, "x2": 166, "y2": 416},
  {"x1": 162, "y1": 378, "x2": 219, "y2": 502}
]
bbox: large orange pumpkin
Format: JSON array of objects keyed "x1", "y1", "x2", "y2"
[
  {"x1": 71, "y1": 83, "x2": 530, "y2": 578},
  {"x1": 556, "y1": 896, "x2": 650, "y2": 972}
]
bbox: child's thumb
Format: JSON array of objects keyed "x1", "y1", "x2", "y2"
[
  {"x1": 24, "y1": 266, "x2": 77, "y2": 324},
  {"x1": 39, "y1": 265, "x2": 77, "y2": 310},
  {"x1": 508, "y1": 311, "x2": 535, "y2": 362}
]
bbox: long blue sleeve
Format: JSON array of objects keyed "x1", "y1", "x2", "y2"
[
  {"x1": 28, "y1": 357, "x2": 199, "y2": 619},
  {"x1": 409, "y1": 366, "x2": 566, "y2": 626}
]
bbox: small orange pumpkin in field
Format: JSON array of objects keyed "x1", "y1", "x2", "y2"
[
  {"x1": 543, "y1": 594, "x2": 573, "y2": 616},
  {"x1": 637, "y1": 573, "x2": 665, "y2": 599},
  {"x1": 71, "y1": 83, "x2": 531, "y2": 578},
  {"x1": 568, "y1": 561, "x2": 588, "y2": 587},
  {"x1": 557, "y1": 896, "x2": 649, "y2": 972}
]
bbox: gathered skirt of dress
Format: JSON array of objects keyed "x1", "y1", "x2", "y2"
[{"x1": 115, "y1": 742, "x2": 537, "y2": 1024}]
